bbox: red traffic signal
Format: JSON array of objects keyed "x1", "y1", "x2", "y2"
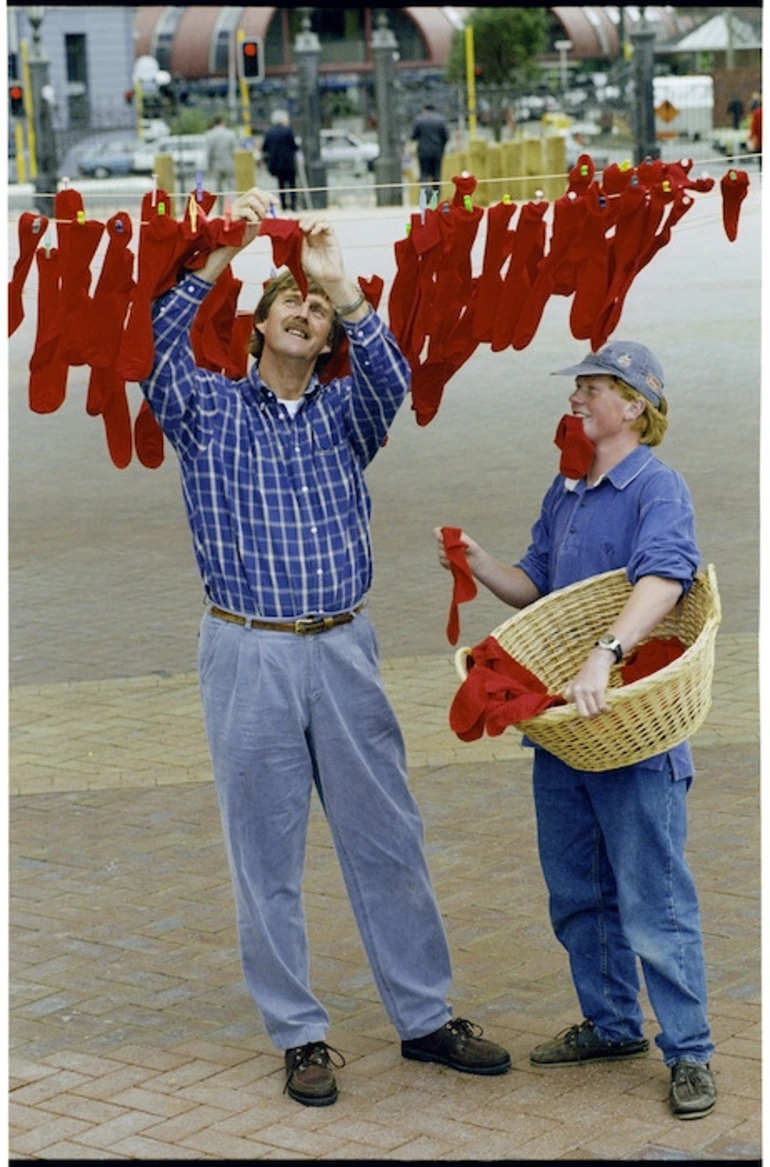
[
  {"x1": 9, "y1": 84, "x2": 24, "y2": 116},
  {"x1": 238, "y1": 37, "x2": 262, "y2": 83}
]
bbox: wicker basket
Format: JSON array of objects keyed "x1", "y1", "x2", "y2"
[{"x1": 454, "y1": 565, "x2": 721, "y2": 771}]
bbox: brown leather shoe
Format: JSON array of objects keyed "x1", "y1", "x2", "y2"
[
  {"x1": 283, "y1": 1041, "x2": 345, "y2": 1106},
  {"x1": 401, "y1": 1018, "x2": 511, "y2": 1075}
]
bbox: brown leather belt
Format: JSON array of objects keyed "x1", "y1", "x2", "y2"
[{"x1": 209, "y1": 603, "x2": 365, "y2": 635}]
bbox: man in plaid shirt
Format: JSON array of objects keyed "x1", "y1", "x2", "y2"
[{"x1": 141, "y1": 187, "x2": 511, "y2": 1107}]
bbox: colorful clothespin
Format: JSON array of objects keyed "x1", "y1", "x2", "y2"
[
  {"x1": 405, "y1": 221, "x2": 411, "y2": 235},
  {"x1": 188, "y1": 192, "x2": 198, "y2": 231},
  {"x1": 619, "y1": 159, "x2": 632, "y2": 172},
  {"x1": 502, "y1": 194, "x2": 512, "y2": 205},
  {"x1": 428, "y1": 190, "x2": 438, "y2": 210},
  {"x1": 463, "y1": 194, "x2": 472, "y2": 212},
  {"x1": 195, "y1": 170, "x2": 203, "y2": 203},
  {"x1": 268, "y1": 203, "x2": 277, "y2": 217},
  {"x1": 580, "y1": 163, "x2": 589, "y2": 176},
  {"x1": 76, "y1": 210, "x2": 85, "y2": 224},
  {"x1": 419, "y1": 187, "x2": 427, "y2": 224},
  {"x1": 157, "y1": 201, "x2": 166, "y2": 215},
  {"x1": 43, "y1": 230, "x2": 52, "y2": 257},
  {"x1": 32, "y1": 216, "x2": 42, "y2": 233},
  {"x1": 114, "y1": 217, "x2": 124, "y2": 232}
]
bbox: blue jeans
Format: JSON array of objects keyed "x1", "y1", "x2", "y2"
[
  {"x1": 198, "y1": 609, "x2": 452, "y2": 1050},
  {"x1": 532, "y1": 748, "x2": 713, "y2": 1066}
]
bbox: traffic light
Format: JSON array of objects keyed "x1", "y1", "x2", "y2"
[
  {"x1": 9, "y1": 83, "x2": 24, "y2": 117},
  {"x1": 238, "y1": 37, "x2": 263, "y2": 84}
]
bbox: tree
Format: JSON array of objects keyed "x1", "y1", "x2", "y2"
[{"x1": 446, "y1": 8, "x2": 549, "y2": 139}]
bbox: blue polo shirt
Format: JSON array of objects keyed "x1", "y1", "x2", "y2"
[{"x1": 516, "y1": 446, "x2": 700, "y2": 777}]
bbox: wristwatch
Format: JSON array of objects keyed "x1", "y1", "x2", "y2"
[{"x1": 595, "y1": 634, "x2": 624, "y2": 664}]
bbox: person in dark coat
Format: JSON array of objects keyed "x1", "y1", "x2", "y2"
[
  {"x1": 411, "y1": 102, "x2": 449, "y2": 200},
  {"x1": 261, "y1": 110, "x2": 299, "y2": 211}
]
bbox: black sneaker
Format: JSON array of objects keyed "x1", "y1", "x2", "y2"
[
  {"x1": 283, "y1": 1041, "x2": 345, "y2": 1106},
  {"x1": 669, "y1": 1062, "x2": 717, "y2": 1119},
  {"x1": 530, "y1": 1020, "x2": 650, "y2": 1066},
  {"x1": 402, "y1": 1018, "x2": 511, "y2": 1076}
]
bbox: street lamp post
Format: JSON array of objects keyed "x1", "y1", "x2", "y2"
[
  {"x1": 293, "y1": 10, "x2": 327, "y2": 209},
  {"x1": 554, "y1": 39, "x2": 572, "y2": 95},
  {"x1": 26, "y1": 6, "x2": 58, "y2": 217},
  {"x1": 371, "y1": 12, "x2": 402, "y2": 207},
  {"x1": 630, "y1": 10, "x2": 660, "y2": 163}
]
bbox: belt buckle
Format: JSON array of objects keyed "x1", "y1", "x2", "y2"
[{"x1": 294, "y1": 615, "x2": 327, "y2": 635}]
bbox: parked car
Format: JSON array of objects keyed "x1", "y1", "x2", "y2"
[
  {"x1": 318, "y1": 129, "x2": 379, "y2": 173},
  {"x1": 132, "y1": 133, "x2": 209, "y2": 176},
  {"x1": 77, "y1": 138, "x2": 138, "y2": 178}
]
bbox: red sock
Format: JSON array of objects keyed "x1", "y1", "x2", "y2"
[
  {"x1": 490, "y1": 199, "x2": 548, "y2": 351},
  {"x1": 512, "y1": 191, "x2": 588, "y2": 350},
  {"x1": 84, "y1": 212, "x2": 135, "y2": 369},
  {"x1": 554, "y1": 414, "x2": 595, "y2": 478},
  {"x1": 387, "y1": 232, "x2": 424, "y2": 361},
  {"x1": 134, "y1": 398, "x2": 165, "y2": 469},
  {"x1": 58, "y1": 214, "x2": 106, "y2": 367},
  {"x1": 8, "y1": 212, "x2": 48, "y2": 336},
  {"x1": 228, "y1": 312, "x2": 255, "y2": 380},
  {"x1": 441, "y1": 526, "x2": 478, "y2": 645},
  {"x1": 115, "y1": 191, "x2": 182, "y2": 383},
  {"x1": 569, "y1": 185, "x2": 611, "y2": 340},
  {"x1": 567, "y1": 153, "x2": 595, "y2": 195},
  {"x1": 258, "y1": 218, "x2": 307, "y2": 298},
  {"x1": 473, "y1": 199, "x2": 517, "y2": 343},
  {"x1": 28, "y1": 247, "x2": 69, "y2": 413},
  {"x1": 720, "y1": 169, "x2": 749, "y2": 242},
  {"x1": 87, "y1": 365, "x2": 133, "y2": 469},
  {"x1": 191, "y1": 265, "x2": 243, "y2": 376}
]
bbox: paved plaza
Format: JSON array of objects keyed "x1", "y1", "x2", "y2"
[{"x1": 8, "y1": 166, "x2": 763, "y2": 1160}]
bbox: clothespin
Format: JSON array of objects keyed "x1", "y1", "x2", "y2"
[
  {"x1": 630, "y1": 174, "x2": 639, "y2": 187},
  {"x1": 728, "y1": 169, "x2": 738, "y2": 181},
  {"x1": 662, "y1": 179, "x2": 671, "y2": 193},
  {"x1": 619, "y1": 159, "x2": 632, "y2": 172},
  {"x1": 502, "y1": 193, "x2": 512, "y2": 205},
  {"x1": 268, "y1": 204, "x2": 277, "y2": 217},
  {"x1": 76, "y1": 210, "x2": 85, "y2": 224},
  {"x1": 580, "y1": 163, "x2": 589, "y2": 176},
  {"x1": 43, "y1": 230, "x2": 51, "y2": 257},
  {"x1": 115, "y1": 217, "x2": 124, "y2": 232},
  {"x1": 405, "y1": 221, "x2": 411, "y2": 235},
  {"x1": 195, "y1": 171, "x2": 203, "y2": 202},
  {"x1": 419, "y1": 187, "x2": 427, "y2": 224},
  {"x1": 598, "y1": 195, "x2": 606, "y2": 208},
  {"x1": 429, "y1": 190, "x2": 438, "y2": 210},
  {"x1": 463, "y1": 194, "x2": 472, "y2": 212},
  {"x1": 188, "y1": 192, "x2": 197, "y2": 232},
  {"x1": 151, "y1": 173, "x2": 158, "y2": 206},
  {"x1": 157, "y1": 201, "x2": 166, "y2": 216},
  {"x1": 61, "y1": 175, "x2": 70, "y2": 188},
  {"x1": 32, "y1": 216, "x2": 42, "y2": 233},
  {"x1": 534, "y1": 189, "x2": 544, "y2": 200}
]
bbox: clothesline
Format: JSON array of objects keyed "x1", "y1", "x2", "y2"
[{"x1": 9, "y1": 149, "x2": 761, "y2": 207}]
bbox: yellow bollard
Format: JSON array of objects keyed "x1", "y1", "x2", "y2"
[
  {"x1": 153, "y1": 154, "x2": 176, "y2": 216},
  {"x1": 541, "y1": 134, "x2": 567, "y2": 201},
  {"x1": 234, "y1": 149, "x2": 256, "y2": 195},
  {"x1": 14, "y1": 121, "x2": 27, "y2": 185}
]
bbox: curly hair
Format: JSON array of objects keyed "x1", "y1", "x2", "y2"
[{"x1": 246, "y1": 270, "x2": 345, "y2": 375}]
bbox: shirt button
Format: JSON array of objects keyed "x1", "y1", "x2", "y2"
[
  {"x1": 316, "y1": 568, "x2": 323, "y2": 576},
  {"x1": 310, "y1": 526, "x2": 318, "y2": 534},
  {"x1": 302, "y1": 486, "x2": 309, "y2": 492}
]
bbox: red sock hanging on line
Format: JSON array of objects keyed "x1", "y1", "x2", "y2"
[
  {"x1": 258, "y1": 217, "x2": 307, "y2": 298},
  {"x1": 134, "y1": 398, "x2": 165, "y2": 469},
  {"x1": 720, "y1": 168, "x2": 749, "y2": 242},
  {"x1": 490, "y1": 198, "x2": 548, "y2": 352},
  {"x1": 28, "y1": 246, "x2": 69, "y2": 413},
  {"x1": 8, "y1": 212, "x2": 48, "y2": 337}
]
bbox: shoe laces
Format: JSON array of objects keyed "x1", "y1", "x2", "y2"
[
  {"x1": 672, "y1": 1062, "x2": 712, "y2": 1095},
  {"x1": 447, "y1": 1018, "x2": 484, "y2": 1042},
  {"x1": 556, "y1": 1020, "x2": 594, "y2": 1047},
  {"x1": 283, "y1": 1041, "x2": 346, "y2": 1094}
]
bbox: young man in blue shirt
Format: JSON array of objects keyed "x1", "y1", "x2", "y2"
[
  {"x1": 141, "y1": 187, "x2": 511, "y2": 1107},
  {"x1": 435, "y1": 340, "x2": 716, "y2": 1120}
]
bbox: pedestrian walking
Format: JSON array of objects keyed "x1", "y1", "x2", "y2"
[
  {"x1": 435, "y1": 340, "x2": 717, "y2": 1121},
  {"x1": 261, "y1": 110, "x2": 299, "y2": 211},
  {"x1": 140, "y1": 186, "x2": 511, "y2": 1108},
  {"x1": 411, "y1": 102, "x2": 449, "y2": 201},
  {"x1": 204, "y1": 115, "x2": 238, "y2": 213},
  {"x1": 727, "y1": 94, "x2": 744, "y2": 130}
]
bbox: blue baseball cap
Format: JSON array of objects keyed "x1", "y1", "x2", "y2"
[{"x1": 552, "y1": 340, "x2": 665, "y2": 406}]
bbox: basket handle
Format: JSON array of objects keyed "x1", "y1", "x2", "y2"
[{"x1": 454, "y1": 646, "x2": 471, "y2": 680}]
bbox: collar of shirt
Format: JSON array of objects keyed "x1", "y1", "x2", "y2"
[{"x1": 563, "y1": 445, "x2": 653, "y2": 494}]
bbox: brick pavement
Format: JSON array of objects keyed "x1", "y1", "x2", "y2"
[{"x1": 8, "y1": 167, "x2": 762, "y2": 1160}]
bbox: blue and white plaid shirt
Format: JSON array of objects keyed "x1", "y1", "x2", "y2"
[{"x1": 141, "y1": 272, "x2": 411, "y2": 618}]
